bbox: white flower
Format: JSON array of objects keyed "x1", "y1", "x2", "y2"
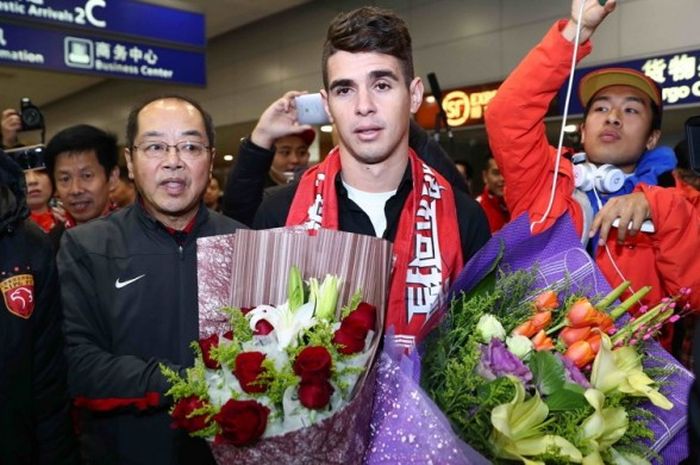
[
  {"x1": 506, "y1": 335, "x2": 534, "y2": 360},
  {"x1": 476, "y1": 314, "x2": 506, "y2": 343},
  {"x1": 247, "y1": 301, "x2": 317, "y2": 351}
]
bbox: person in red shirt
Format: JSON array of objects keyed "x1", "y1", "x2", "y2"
[{"x1": 475, "y1": 155, "x2": 509, "y2": 232}]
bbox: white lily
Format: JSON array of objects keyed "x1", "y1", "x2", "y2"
[{"x1": 247, "y1": 301, "x2": 317, "y2": 351}]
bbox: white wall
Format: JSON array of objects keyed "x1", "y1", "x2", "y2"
[{"x1": 42, "y1": 0, "x2": 700, "y2": 142}]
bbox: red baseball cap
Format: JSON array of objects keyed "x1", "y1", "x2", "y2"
[{"x1": 579, "y1": 67, "x2": 662, "y2": 109}]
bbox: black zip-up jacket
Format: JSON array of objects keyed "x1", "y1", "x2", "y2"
[
  {"x1": 58, "y1": 201, "x2": 245, "y2": 465},
  {"x1": 0, "y1": 152, "x2": 79, "y2": 464}
]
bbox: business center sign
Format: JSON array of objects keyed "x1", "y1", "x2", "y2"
[
  {"x1": 559, "y1": 50, "x2": 700, "y2": 114},
  {"x1": 0, "y1": 0, "x2": 205, "y2": 85}
]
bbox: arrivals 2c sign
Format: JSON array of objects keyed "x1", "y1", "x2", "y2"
[{"x1": 0, "y1": 0, "x2": 205, "y2": 86}]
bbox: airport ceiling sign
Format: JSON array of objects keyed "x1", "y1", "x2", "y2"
[
  {"x1": 0, "y1": 21, "x2": 205, "y2": 85},
  {"x1": 0, "y1": 0, "x2": 205, "y2": 85},
  {"x1": 0, "y1": 0, "x2": 204, "y2": 47},
  {"x1": 559, "y1": 50, "x2": 700, "y2": 114}
]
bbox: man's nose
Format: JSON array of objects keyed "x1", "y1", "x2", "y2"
[
  {"x1": 355, "y1": 88, "x2": 376, "y2": 116},
  {"x1": 606, "y1": 109, "x2": 622, "y2": 126},
  {"x1": 163, "y1": 146, "x2": 184, "y2": 169}
]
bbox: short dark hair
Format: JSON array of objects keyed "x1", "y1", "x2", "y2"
[
  {"x1": 583, "y1": 94, "x2": 662, "y2": 132},
  {"x1": 322, "y1": 7, "x2": 414, "y2": 90},
  {"x1": 125, "y1": 95, "x2": 215, "y2": 149},
  {"x1": 45, "y1": 124, "x2": 118, "y2": 180}
]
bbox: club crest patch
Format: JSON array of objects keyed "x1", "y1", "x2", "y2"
[{"x1": 1, "y1": 273, "x2": 35, "y2": 319}]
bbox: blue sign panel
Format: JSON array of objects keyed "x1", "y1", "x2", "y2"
[
  {"x1": 0, "y1": 0, "x2": 204, "y2": 47},
  {"x1": 558, "y1": 50, "x2": 700, "y2": 115},
  {"x1": 0, "y1": 21, "x2": 205, "y2": 85}
]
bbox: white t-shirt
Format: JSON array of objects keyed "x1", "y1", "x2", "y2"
[{"x1": 342, "y1": 180, "x2": 396, "y2": 237}]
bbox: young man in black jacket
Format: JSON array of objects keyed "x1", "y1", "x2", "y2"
[
  {"x1": 0, "y1": 150, "x2": 79, "y2": 464},
  {"x1": 229, "y1": 8, "x2": 489, "y2": 352},
  {"x1": 57, "y1": 96, "x2": 246, "y2": 465}
]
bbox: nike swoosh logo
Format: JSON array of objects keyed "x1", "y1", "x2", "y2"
[{"x1": 115, "y1": 274, "x2": 146, "y2": 289}]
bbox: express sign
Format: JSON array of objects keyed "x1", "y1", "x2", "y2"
[{"x1": 415, "y1": 83, "x2": 501, "y2": 129}]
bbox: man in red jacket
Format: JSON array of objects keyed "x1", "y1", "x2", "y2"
[
  {"x1": 476, "y1": 155, "x2": 509, "y2": 232},
  {"x1": 485, "y1": 0, "x2": 700, "y2": 314}
]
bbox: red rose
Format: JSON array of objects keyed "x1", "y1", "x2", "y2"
[
  {"x1": 344, "y1": 302, "x2": 376, "y2": 334},
  {"x1": 223, "y1": 330, "x2": 234, "y2": 340},
  {"x1": 293, "y1": 346, "x2": 332, "y2": 382},
  {"x1": 298, "y1": 379, "x2": 334, "y2": 410},
  {"x1": 213, "y1": 399, "x2": 269, "y2": 446},
  {"x1": 338, "y1": 318, "x2": 368, "y2": 341},
  {"x1": 171, "y1": 395, "x2": 210, "y2": 432},
  {"x1": 198, "y1": 334, "x2": 220, "y2": 369},
  {"x1": 254, "y1": 319, "x2": 274, "y2": 336},
  {"x1": 234, "y1": 351, "x2": 268, "y2": 393},
  {"x1": 332, "y1": 327, "x2": 365, "y2": 355}
]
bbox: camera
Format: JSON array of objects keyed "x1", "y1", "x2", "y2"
[
  {"x1": 20, "y1": 97, "x2": 45, "y2": 132},
  {"x1": 5, "y1": 144, "x2": 46, "y2": 171}
]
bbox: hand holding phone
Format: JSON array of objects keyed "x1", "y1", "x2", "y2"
[{"x1": 295, "y1": 93, "x2": 330, "y2": 125}]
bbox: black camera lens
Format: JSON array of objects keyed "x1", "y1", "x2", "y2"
[
  {"x1": 22, "y1": 108, "x2": 42, "y2": 127},
  {"x1": 20, "y1": 98, "x2": 45, "y2": 132}
]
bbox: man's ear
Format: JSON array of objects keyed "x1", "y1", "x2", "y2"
[
  {"x1": 320, "y1": 89, "x2": 334, "y2": 124},
  {"x1": 108, "y1": 165, "x2": 120, "y2": 193},
  {"x1": 209, "y1": 148, "x2": 216, "y2": 177},
  {"x1": 579, "y1": 122, "x2": 586, "y2": 145},
  {"x1": 646, "y1": 129, "x2": 661, "y2": 151},
  {"x1": 409, "y1": 77, "x2": 424, "y2": 114},
  {"x1": 124, "y1": 148, "x2": 135, "y2": 180}
]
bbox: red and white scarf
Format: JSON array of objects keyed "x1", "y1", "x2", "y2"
[{"x1": 287, "y1": 147, "x2": 463, "y2": 349}]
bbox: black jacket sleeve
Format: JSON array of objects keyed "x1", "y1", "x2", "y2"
[
  {"x1": 29, "y1": 224, "x2": 80, "y2": 465},
  {"x1": 221, "y1": 138, "x2": 275, "y2": 226}
]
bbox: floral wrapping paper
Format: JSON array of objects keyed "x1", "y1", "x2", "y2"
[{"x1": 196, "y1": 227, "x2": 393, "y2": 464}]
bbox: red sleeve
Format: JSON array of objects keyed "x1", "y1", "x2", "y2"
[
  {"x1": 485, "y1": 20, "x2": 592, "y2": 235},
  {"x1": 639, "y1": 183, "x2": 700, "y2": 309}
]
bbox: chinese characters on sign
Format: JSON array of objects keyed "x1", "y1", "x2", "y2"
[
  {"x1": 559, "y1": 50, "x2": 700, "y2": 114},
  {"x1": 0, "y1": 0, "x2": 205, "y2": 85}
]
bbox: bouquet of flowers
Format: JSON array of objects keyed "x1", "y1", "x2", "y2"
[
  {"x1": 421, "y1": 214, "x2": 692, "y2": 465},
  {"x1": 163, "y1": 266, "x2": 379, "y2": 442},
  {"x1": 173, "y1": 228, "x2": 393, "y2": 464}
]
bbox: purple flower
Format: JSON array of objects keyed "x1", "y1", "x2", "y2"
[
  {"x1": 558, "y1": 353, "x2": 591, "y2": 388},
  {"x1": 476, "y1": 338, "x2": 532, "y2": 385}
]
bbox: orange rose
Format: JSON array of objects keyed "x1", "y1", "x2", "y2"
[
  {"x1": 567, "y1": 298, "x2": 612, "y2": 328},
  {"x1": 513, "y1": 311, "x2": 552, "y2": 338},
  {"x1": 564, "y1": 340, "x2": 596, "y2": 368},
  {"x1": 559, "y1": 326, "x2": 593, "y2": 347},
  {"x1": 533, "y1": 290, "x2": 559, "y2": 312},
  {"x1": 532, "y1": 330, "x2": 555, "y2": 351}
]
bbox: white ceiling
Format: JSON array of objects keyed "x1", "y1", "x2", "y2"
[{"x1": 0, "y1": 0, "x2": 309, "y2": 112}]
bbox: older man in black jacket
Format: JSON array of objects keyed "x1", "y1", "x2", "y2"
[{"x1": 0, "y1": 150, "x2": 78, "y2": 464}]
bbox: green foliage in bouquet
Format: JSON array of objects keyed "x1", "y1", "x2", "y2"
[
  {"x1": 420, "y1": 265, "x2": 680, "y2": 464},
  {"x1": 421, "y1": 269, "x2": 538, "y2": 456}
]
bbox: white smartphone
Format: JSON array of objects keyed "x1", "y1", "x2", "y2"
[
  {"x1": 611, "y1": 218, "x2": 655, "y2": 234},
  {"x1": 295, "y1": 93, "x2": 330, "y2": 125}
]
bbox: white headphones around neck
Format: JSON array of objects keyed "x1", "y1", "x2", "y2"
[{"x1": 572, "y1": 153, "x2": 626, "y2": 194}]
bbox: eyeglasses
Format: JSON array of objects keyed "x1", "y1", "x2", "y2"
[{"x1": 132, "y1": 141, "x2": 211, "y2": 160}]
